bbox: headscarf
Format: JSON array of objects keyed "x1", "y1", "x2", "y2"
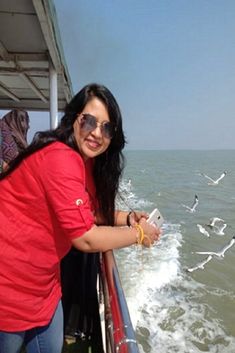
[
  {"x1": 2, "y1": 109, "x2": 29, "y2": 153},
  {"x1": 0, "y1": 119, "x2": 18, "y2": 172}
]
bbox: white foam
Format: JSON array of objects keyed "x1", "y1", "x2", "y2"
[
  {"x1": 136, "y1": 287, "x2": 235, "y2": 353},
  {"x1": 116, "y1": 178, "x2": 153, "y2": 210},
  {"x1": 116, "y1": 227, "x2": 182, "y2": 328}
]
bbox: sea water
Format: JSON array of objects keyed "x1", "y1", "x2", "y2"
[{"x1": 115, "y1": 150, "x2": 235, "y2": 353}]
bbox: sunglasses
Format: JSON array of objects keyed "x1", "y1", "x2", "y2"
[{"x1": 78, "y1": 113, "x2": 116, "y2": 139}]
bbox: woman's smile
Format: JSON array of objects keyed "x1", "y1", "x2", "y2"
[{"x1": 85, "y1": 137, "x2": 101, "y2": 149}]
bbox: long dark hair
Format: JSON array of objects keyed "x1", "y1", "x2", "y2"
[{"x1": 0, "y1": 83, "x2": 126, "y2": 225}]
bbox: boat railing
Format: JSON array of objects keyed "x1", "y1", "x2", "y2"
[{"x1": 99, "y1": 250, "x2": 140, "y2": 353}]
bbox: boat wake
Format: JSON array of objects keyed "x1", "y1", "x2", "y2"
[
  {"x1": 115, "y1": 221, "x2": 235, "y2": 353},
  {"x1": 115, "y1": 178, "x2": 235, "y2": 353}
]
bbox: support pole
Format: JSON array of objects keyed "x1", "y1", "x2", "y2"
[{"x1": 49, "y1": 59, "x2": 58, "y2": 129}]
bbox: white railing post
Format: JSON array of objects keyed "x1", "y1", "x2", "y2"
[{"x1": 49, "y1": 59, "x2": 58, "y2": 129}]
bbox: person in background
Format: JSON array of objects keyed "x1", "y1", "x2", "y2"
[
  {"x1": 2, "y1": 109, "x2": 29, "y2": 153},
  {"x1": 0, "y1": 83, "x2": 161, "y2": 353},
  {"x1": 0, "y1": 118, "x2": 18, "y2": 173}
]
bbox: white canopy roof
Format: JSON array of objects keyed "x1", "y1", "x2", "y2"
[{"x1": 0, "y1": 0, "x2": 73, "y2": 112}]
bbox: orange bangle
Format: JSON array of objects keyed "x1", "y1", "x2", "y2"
[{"x1": 134, "y1": 224, "x2": 145, "y2": 245}]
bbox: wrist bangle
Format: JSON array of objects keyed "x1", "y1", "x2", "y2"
[{"x1": 126, "y1": 211, "x2": 132, "y2": 227}]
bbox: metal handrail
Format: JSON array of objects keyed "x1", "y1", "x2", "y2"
[{"x1": 100, "y1": 250, "x2": 140, "y2": 353}]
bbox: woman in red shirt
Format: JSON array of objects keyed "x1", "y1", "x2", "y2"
[{"x1": 0, "y1": 83, "x2": 160, "y2": 353}]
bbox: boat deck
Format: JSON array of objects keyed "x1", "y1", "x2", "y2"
[{"x1": 63, "y1": 340, "x2": 91, "y2": 353}]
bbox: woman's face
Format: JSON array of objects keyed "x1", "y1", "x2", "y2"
[
  {"x1": 73, "y1": 97, "x2": 112, "y2": 160},
  {"x1": 21, "y1": 114, "x2": 29, "y2": 133}
]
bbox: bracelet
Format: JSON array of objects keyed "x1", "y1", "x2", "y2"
[
  {"x1": 126, "y1": 211, "x2": 132, "y2": 227},
  {"x1": 134, "y1": 224, "x2": 145, "y2": 245}
]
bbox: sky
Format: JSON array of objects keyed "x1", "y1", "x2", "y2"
[
  {"x1": 2, "y1": 0, "x2": 235, "y2": 150},
  {"x1": 54, "y1": 0, "x2": 235, "y2": 150}
]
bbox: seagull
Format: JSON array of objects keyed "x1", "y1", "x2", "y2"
[
  {"x1": 213, "y1": 223, "x2": 227, "y2": 236},
  {"x1": 207, "y1": 217, "x2": 225, "y2": 228},
  {"x1": 200, "y1": 171, "x2": 227, "y2": 185},
  {"x1": 197, "y1": 224, "x2": 210, "y2": 237},
  {"x1": 187, "y1": 255, "x2": 212, "y2": 273},
  {"x1": 182, "y1": 195, "x2": 199, "y2": 213},
  {"x1": 195, "y1": 236, "x2": 235, "y2": 258}
]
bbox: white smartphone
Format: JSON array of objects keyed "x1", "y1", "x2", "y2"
[{"x1": 147, "y1": 208, "x2": 164, "y2": 228}]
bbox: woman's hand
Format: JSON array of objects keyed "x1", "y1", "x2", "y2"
[
  {"x1": 137, "y1": 217, "x2": 162, "y2": 247},
  {"x1": 2, "y1": 161, "x2": 9, "y2": 172},
  {"x1": 127, "y1": 210, "x2": 148, "y2": 227}
]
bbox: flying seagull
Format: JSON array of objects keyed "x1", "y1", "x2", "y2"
[
  {"x1": 197, "y1": 224, "x2": 210, "y2": 237},
  {"x1": 195, "y1": 236, "x2": 235, "y2": 258},
  {"x1": 200, "y1": 171, "x2": 227, "y2": 185},
  {"x1": 207, "y1": 217, "x2": 225, "y2": 228},
  {"x1": 182, "y1": 195, "x2": 199, "y2": 213},
  {"x1": 213, "y1": 223, "x2": 227, "y2": 236},
  {"x1": 187, "y1": 255, "x2": 212, "y2": 273}
]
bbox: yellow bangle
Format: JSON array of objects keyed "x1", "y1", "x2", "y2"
[{"x1": 134, "y1": 224, "x2": 145, "y2": 245}]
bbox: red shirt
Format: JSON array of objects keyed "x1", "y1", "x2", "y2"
[{"x1": 0, "y1": 142, "x2": 95, "y2": 331}]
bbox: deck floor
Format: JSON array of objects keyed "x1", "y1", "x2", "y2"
[{"x1": 63, "y1": 339, "x2": 91, "y2": 353}]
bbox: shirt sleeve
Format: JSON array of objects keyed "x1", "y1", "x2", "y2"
[{"x1": 39, "y1": 145, "x2": 95, "y2": 240}]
